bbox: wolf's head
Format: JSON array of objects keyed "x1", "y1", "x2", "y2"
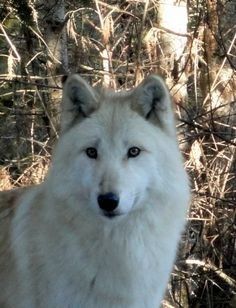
[{"x1": 47, "y1": 75, "x2": 187, "y2": 221}]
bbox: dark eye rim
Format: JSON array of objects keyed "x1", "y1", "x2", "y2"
[
  {"x1": 127, "y1": 146, "x2": 141, "y2": 158},
  {"x1": 86, "y1": 147, "x2": 98, "y2": 159}
]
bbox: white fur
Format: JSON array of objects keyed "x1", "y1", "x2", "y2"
[{"x1": 1, "y1": 75, "x2": 190, "y2": 307}]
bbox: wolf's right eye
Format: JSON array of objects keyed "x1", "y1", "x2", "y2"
[{"x1": 86, "y1": 147, "x2": 98, "y2": 159}]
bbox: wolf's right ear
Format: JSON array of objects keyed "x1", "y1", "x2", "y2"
[{"x1": 61, "y1": 74, "x2": 98, "y2": 132}]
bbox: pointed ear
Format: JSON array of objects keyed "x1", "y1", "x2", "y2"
[
  {"x1": 132, "y1": 75, "x2": 176, "y2": 136},
  {"x1": 61, "y1": 74, "x2": 99, "y2": 132},
  {"x1": 61, "y1": 75, "x2": 68, "y2": 84}
]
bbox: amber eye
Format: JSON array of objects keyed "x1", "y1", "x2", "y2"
[
  {"x1": 127, "y1": 147, "x2": 141, "y2": 158},
  {"x1": 86, "y1": 147, "x2": 98, "y2": 159}
]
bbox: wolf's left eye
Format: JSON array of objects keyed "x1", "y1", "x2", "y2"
[
  {"x1": 127, "y1": 147, "x2": 141, "y2": 158},
  {"x1": 86, "y1": 147, "x2": 98, "y2": 159}
]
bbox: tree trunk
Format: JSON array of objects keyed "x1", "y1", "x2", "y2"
[
  {"x1": 37, "y1": 0, "x2": 69, "y2": 135},
  {"x1": 156, "y1": 0, "x2": 188, "y2": 104},
  {"x1": 38, "y1": 0, "x2": 68, "y2": 77}
]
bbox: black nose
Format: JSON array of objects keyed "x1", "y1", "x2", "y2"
[{"x1": 97, "y1": 193, "x2": 119, "y2": 212}]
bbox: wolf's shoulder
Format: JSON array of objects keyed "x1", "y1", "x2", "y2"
[
  {"x1": 0, "y1": 187, "x2": 34, "y2": 249},
  {"x1": 0, "y1": 187, "x2": 30, "y2": 219}
]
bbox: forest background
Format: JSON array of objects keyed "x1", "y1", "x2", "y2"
[{"x1": 0, "y1": 0, "x2": 235, "y2": 306}]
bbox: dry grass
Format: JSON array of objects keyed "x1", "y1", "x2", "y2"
[{"x1": 165, "y1": 106, "x2": 236, "y2": 307}]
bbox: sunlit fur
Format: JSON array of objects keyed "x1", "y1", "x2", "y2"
[{"x1": 0, "y1": 75, "x2": 190, "y2": 307}]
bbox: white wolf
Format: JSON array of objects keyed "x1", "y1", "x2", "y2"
[{"x1": 0, "y1": 75, "x2": 189, "y2": 307}]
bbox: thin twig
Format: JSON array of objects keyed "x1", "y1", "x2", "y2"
[{"x1": 0, "y1": 23, "x2": 21, "y2": 61}]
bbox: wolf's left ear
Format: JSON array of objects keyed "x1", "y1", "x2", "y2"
[
  {"x1": 61, "y1": 74, "x2": 99, "y2": 132},
  {"x1": 132, "y1": 75, "x2": 176, "y2": 136}
]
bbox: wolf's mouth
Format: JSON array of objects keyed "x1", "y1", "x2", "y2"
[{"x1": 102, "y1": 211, "x2": 122, "y2": 219}]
